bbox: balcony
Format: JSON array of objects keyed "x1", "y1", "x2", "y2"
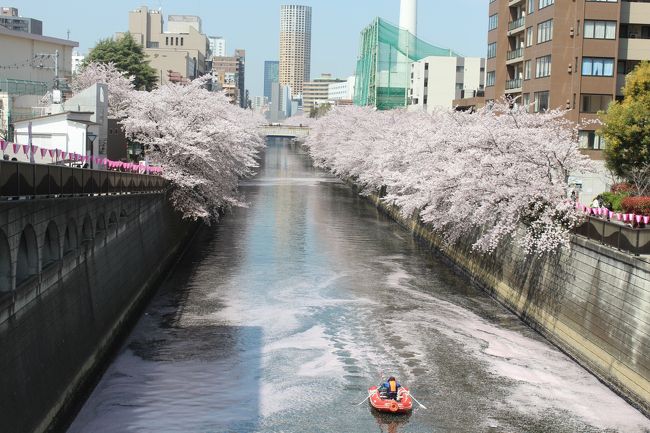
[
  {"x1": 618, "y1": 37, "x2": 650, "y2": 61},
  {"x1": 506, "y1": 48, "x2": 524, "y2": 64},
  {"x1": 508, "y1": 17, "x2": 525, "y2": 34},
  {"x1": 505, "y1": 78, "x2": 523, "y2": 92},
  {"x1": 508, "y1": 0, "x2": 524, "y2": 5}
]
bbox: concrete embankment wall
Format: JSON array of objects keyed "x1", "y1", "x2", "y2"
[
  {"x1": 363, "y1": 192, "x2": 650, "y2": 416},
  {"x1": 0, "y1": 194, "x2": 196, "y2": 433}
]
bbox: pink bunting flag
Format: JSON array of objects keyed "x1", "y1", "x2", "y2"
[
  {"x1": 40, "y1": 148, "x2": 47, "y2": 158},
  {"x1": 596, "y1": 208, "x2": 602, "y2": 216},
  {"x1": 629, "y1": 214, "x2": 635, "y2": 222},
  {"x1": 82, "y1": 156, "x2": 88, "y2": 163},
  {"x1": 616, "y1": 213, "x2": 622, "y2": 221},
  {"x1": 644, "y1": 216, "x2": 650, "y2": 225},
  {"x1": 623, "y1": 214, "x2": 628, "y2": 222},
  {"x1": 0, "y1": 139, "x2": 7, "y2": 151},
  {"x1": 22, "y1": 144, "x2": 29, "y2": 155},
  {"x1": 635, "y1": 215, "x2": 642, "y2": 223},
  {"x1": 48, "y1": 149, "x2": 55, "y2": 158},
  {"x1": 12, "y1": 143, "x2": 19, "y2": 154},
  {"x1": 31, "y1": 145, "x2": 38, "y2": 154},
  {"x1": 61, "y1": 151, "x2": 68, "y2": 160},
  {"x1": 608, "y1": 211, "x2": 613, "y2": 219}
]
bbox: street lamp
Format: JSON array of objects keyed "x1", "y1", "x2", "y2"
[{"x1": 86, "y1": 132, "x2": 97, "y2": 169}]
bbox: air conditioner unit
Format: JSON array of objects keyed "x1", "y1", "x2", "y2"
[
  {"x1": 569, "y1": 27, "x2": 574, "y2": 37},
  {"x1": 629, "y1": 33, "x2": 638, "y2": 39}
]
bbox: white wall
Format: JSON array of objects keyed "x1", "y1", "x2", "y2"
[{"x1": 12, "y1": 116, "x2": 87, "y2": 162}]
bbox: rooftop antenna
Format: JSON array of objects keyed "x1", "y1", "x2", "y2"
[{"x1": 66, "y1": 29, "x2": 70, "y2": 40}]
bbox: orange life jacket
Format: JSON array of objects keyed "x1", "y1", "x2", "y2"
[{"x1": 389, "y1": 379, "x2": 397, "y2": 392}]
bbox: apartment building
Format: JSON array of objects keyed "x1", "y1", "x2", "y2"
[{"x1": 485, "y1": 0, "x2": 650, "y2": 157}]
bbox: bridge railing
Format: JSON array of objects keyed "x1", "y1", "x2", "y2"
[
  {"x1": 575, "y1": 216, "x2": 650, "y2": 256},
  {"x1": 0, "y1": 160, "x2": 166, "y2": 199}
]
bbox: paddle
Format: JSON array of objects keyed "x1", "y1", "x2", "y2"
[
  {"x1": 405, "y1": 391, "x2": 427, "y2": 409},
  {"x1": 356, "y1": 389, "x2": 377, "y2": 406}
]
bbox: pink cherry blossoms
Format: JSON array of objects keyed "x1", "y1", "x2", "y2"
[
  {"x1": 73, "y1": 64, "x2": 264, "y2": 222},
  {"x1": 305, "y1": 103, "x2": 595, "y2": 255}
]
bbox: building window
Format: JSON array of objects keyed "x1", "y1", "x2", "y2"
[
  {"x1": 539, "y1": 0, "x2": 554, "y2": 9},
  {"x1": 524, "y1": 60, "x2": 532, "y2": 80},
  {"x1": 535, "y1": 55, "x2": 552, "y2": 78},
  {"x1": 425, "y1": 63, "x2": 429, "y2": 70},
  {"x1": 166, "y1": 36, "x2": 169, "y2": 45},
  {"x1": 489, "y1": 14, "x2": 498, "y2": 31},
  {"x1": 527, "y1": 0, "x2": 535, "y2": 13},
  {"x1": 526, "y1": 27, "x2": 534, "y2": 46},
  {"x1": 176, "y1": 37, "x2": 179, "y2": 45},
  {"x1": 579, "y1": 131, "x2": 606, "y2": 149},
  {"x1": 584, "y1": 20, "x2": 616, "y2": 39},
  {"x1": 523, "y1": 93, "x2": 531, "y2": 111},
  {"x1": 487, "y1": 42, "x2": 497, "y2": 59},
  {"x1": 534, "y1": 91, "x2": 549, "y2": 112},
  {"x1": 486, "y1": 71, "x2": 496, "y2": 87},
  {"x1": 181, "y1": 37, "x2": 184, "y2": 46},
  {"x1": 580, "y1": 94, "x2": 613, "y2": 113},
  {"x1": 537, "y1": 19, "x2": 553, "y2": 43},
  {"x1": 582, "y1": 57, "x2": 614, "y2": 76}
]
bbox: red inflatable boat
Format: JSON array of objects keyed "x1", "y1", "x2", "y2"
[{"x1": 368, "y1": 385, "x2": 413, "y2": 414}]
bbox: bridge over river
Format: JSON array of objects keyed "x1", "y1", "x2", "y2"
[{"x1": 68, "y1": 138, "x2": 650, "y2": 433}]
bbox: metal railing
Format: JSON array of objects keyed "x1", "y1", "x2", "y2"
[
  {"x1": 505, "y1": 78, "x2": 523, "y2": 90},
  {"x1": 507, "y1": 48, "x2": 524, "y2": 61},
  {"x1": 508, "y1": 17, "x2": 525, "y2": 32},
  {"x1": 0, "y1": 160, "x2": 166, "y2": 198},
  {"x1": 574, "y1": 216, "x2": 650, "y2": 256},
  {"x1": 0, "y1": 78, "x2": 48, "y2": 96}
]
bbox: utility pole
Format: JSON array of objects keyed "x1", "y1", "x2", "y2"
[{"x1": 35, "y1": 51, "x2": 60, "y2": 89}]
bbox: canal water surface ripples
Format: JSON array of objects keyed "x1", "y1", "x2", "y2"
[{"x1": 68, "y1": 139, "x2": 650, "y2": 433}]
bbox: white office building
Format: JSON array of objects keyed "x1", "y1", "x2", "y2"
[
  {"x1": 208, "y1": 36, "x2": 225, "y2": 59},
  {"x1": 328, "y1": 76, "x2": 356, "y2": 102},
  {"x1": 410, "y1": 56, "x2": 485, "y2": 112}
]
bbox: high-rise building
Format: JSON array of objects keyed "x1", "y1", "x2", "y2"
[
  {"x1": 0, "y1": 7, "x2": 42, "y2": 35},
  {"x1": 208, "y1": 36, "x2": 226, "y2": 59},
  {"x1": 303, "y1": 73, "x2": 344, "y2": 113},
  {"x1": 485, "y1": 0, "x2": 650, "y2": 154},
  {"x1": 264, "y1": 60, "x2": 279, "y2": 101},
  {"x1": 279, "y1": 5, "x2": 312, "y2": 97},
  {"x1": 118, "y1": 6, "x2": 209, "y2": 85}
]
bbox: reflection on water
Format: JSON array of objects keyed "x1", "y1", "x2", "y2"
[{"x1": 68, "y1": 138, "x2": 650, "y2": 433}]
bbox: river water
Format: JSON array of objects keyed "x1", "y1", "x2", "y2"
[{"x1": 69, "y1": 139, "x2": 650, "y2": 433}]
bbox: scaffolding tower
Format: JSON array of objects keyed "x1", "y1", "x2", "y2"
[{"x1": 354, "y1": 18, "x2": 459, "y2": 110}]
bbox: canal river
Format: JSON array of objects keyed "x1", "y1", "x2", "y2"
[{"x1": 68, "y1": 139, "x2": 650, "y2": 433}]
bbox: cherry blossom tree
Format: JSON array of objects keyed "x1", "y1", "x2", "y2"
[
  {"x1": 306, "y1": 103, "x2": 594, "y2": 254},
  {"x1": 71, "y1": 62, "x2": 135, "y2": 118},
  {"x1": 121, "y1": 77, "x2": 265, "y2": 222}
]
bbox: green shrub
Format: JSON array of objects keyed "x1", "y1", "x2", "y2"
[{"x1": 600, "y1": 191, "x2": 629, "y2": 211}]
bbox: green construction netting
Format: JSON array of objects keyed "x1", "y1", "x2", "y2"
[{"x1": 354, "y1": 18, "x2": 460, "y2": 110}]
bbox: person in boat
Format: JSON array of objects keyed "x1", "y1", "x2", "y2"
[{"x1": 381, "y1": 376, "x2": 401, "y2": 400}]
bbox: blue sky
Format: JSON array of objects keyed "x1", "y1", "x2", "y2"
[{"x1": 14, "y1": 1, "x2": 488, "y2": 96}]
